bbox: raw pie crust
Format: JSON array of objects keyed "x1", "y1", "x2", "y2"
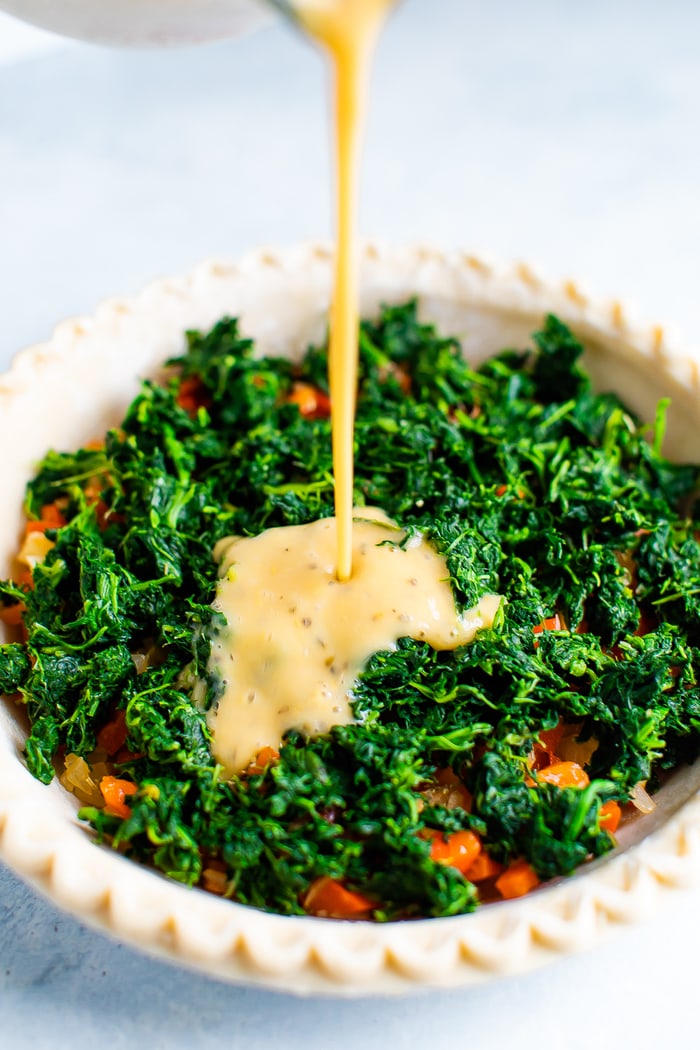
[{"x1": 1, "y1": 243, "x2": 699, "y2": 995}]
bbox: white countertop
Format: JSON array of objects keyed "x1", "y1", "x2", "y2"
[{"x1": 1, "y1": 1, "x2": 700, "y2": 1045}]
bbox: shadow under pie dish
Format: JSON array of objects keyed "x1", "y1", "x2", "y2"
[{"x1": 1, "y1": 243, "x2": 700, "y2": 996}]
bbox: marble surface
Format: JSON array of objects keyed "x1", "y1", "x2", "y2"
[{"x1": 1, "y1": 1, "x2": 700, "y2": 1045}]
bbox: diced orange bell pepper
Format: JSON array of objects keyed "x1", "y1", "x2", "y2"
[
  {"x1": 14, "y1": 567, "x2": 33, "y2": 589},
  {"x1": 531, "y1": 719, "x2": 567, "y2": 770},
  {"x1": 100, "y1": 775, "x2": 137, "y2": 819},
  {"x1": 176, "y1": 375, "x2": 211, "y2": 416},
  {"x1": 179, "y1": 375, "x2": 211, "y2": 415},
  {"x1": 536, "y1": 721, "x2": 566, "y2": 762},
  {"x1": 466, "y1": 850, "x2": 504, "y2": 882},
  {"x1": 303, "y1": 877, "x2": 374, "y2": 919},
  {"x1": 202, "y1": 863, "x2": 229, "y2": 896},
  {"x1": 495, "y1": 484, "x2": 526, "y2": 499},
  {"x1": 533, "y1": 613, "x2": 562, "y2": 636},
  {"x1": 426, "y1": 829, "x2": 481, "y2": 875},
  {"x1": 599, "y1": 800, "x2": 621, "y2": 834},
  {"x1": 246, "y1": 746, "x2": 280, "y2": 775},
  {"x1": 495, "y1": 858, "x2": 540, "y2": 899},
  {"x1": 537, "y1": 761, "x2": 590, "y2": 789},
  {"x1": 25, "y1": 503, "x2": 67, "y2": 534},
  {"x1": 0, "y1": 602, "x2": 25, "y2": 627},
  {"x1": 97, "y1": 709, "x2": 128, "y2": 756},
  {"x1": 286, "y1": 382, "x2": 331, "y2": 420}
]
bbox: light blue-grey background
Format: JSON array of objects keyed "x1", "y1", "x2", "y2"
[{"x1": 1, "y1": 2, "x2": 700, "y2": 1046}]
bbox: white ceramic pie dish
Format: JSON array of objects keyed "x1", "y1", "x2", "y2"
[{"x1": 1, "y1": 242, "x2": 700, "y2": 996}]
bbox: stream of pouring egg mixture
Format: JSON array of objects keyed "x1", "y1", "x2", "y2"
[{"x1": 295, "y1": 0, "x2": 395, "y2": 582}]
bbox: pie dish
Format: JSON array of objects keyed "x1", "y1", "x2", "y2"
[{"x1": 1, "y1": 242, "x2": 699, "y2": 995}]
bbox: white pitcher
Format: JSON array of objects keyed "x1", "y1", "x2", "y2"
[{"x1": 0, "y1": 0, "x2": 294, "y2": 47}]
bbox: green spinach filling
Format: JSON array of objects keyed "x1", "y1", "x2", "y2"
[{"x1": 1, "y1": 304, "x2": 699, "y2": 919}]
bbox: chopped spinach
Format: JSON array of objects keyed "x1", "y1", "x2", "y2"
[{"x1": 1, "y1": 305, "x2": 699, "y2": 920}]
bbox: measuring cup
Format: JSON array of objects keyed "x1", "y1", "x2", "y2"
[{"x1": 0, "y1": 0, "x2": 297, "y2": 47}]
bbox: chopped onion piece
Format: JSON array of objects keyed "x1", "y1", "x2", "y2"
[
  {"x1": 631, "y1": 781, "x2": 656, "y2": 814},
  {"x1": 17, "y1": 532, "x2": 54, "y2": 569},
  {"x1": 131, "y1": 651, "x2": 149, "y2": 675},
  {"x1": 59, "y1": 753, "x2": 103, "y2": 806}
]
